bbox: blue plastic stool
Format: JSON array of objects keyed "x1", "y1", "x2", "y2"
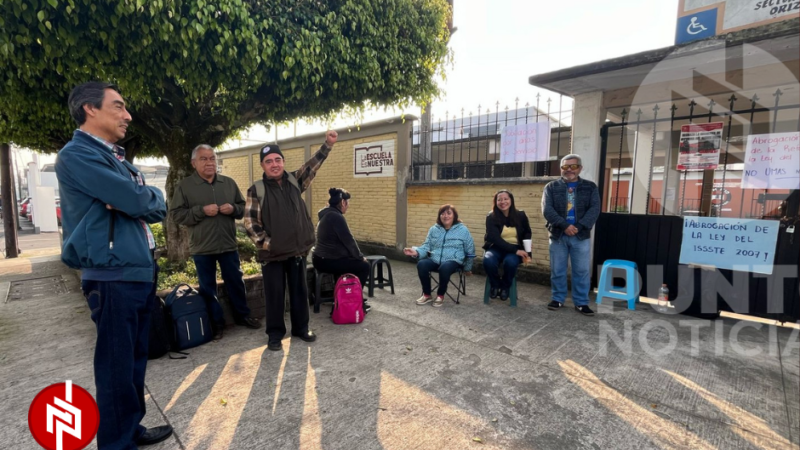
[
  {"x1": 483, "y1": 277, "x2": 517, "y2": 307},
  {"x1": 596, "y1": 260, "x2": 640, "y2": 310}
]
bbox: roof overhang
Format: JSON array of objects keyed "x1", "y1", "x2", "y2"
[{"x1": 528, "y1": 19, "x2": 800, "y2": 97}]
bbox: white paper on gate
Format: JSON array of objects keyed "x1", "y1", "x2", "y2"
[
  {"x1": 741, "y1": 132, "x2": 800, "y2": 189},
  {"x1": 499, "y1": 121, "x2": 551, "y2": 164}
]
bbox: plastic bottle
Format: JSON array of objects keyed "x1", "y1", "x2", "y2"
[
  {"x1": 654, "y1": 284, "x2": 670, "y2": 313},
  {"x1": 658, "y1": 284, "x2": 669, "y2": 306}
]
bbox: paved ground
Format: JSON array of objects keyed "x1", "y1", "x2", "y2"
[{"x1": 0, "y1": 232, "x2": 797, "y2": 449}]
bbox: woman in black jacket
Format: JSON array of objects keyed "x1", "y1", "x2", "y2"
[
  {"x1": 312, "y1": 188, "x2": 371, "y2": 310},
  {"x1": 483, "y1": 189, "x2": 532, "y2": 300}
]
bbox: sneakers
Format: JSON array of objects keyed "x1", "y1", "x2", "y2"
[
  {"x1": 363, "y1": 301, "x2": 372, "y2": 313},
  {"x1": 575, "y1": 305, "x2": 595, "y2": 316},
  {"x1": 415, "y1": 295, "x2": 433, "y2": 305},
  {"x1": 432, "y1": 296, "x2": 444, "y2": 307},
  {"x1": 490, "y1": 288, "x2": 500, "y2": 299},
  {"x1": 499, "y1": 289, "x2": 509, "y2": 301},
  {"x1": 547, "y1": 301, "x2": 563, "y2": 310}
]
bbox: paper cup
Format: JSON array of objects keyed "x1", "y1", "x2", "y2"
[{"x1": 523, "y1": 239, "x2": 532, "y2": 252}]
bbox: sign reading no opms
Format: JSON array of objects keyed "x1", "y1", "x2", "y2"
[{"x1": 28, "y1": 381, "x2": 99, "y2": 450}]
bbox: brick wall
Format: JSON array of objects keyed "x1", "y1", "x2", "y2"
[
  {"x1": 407, "y1": 183, "x2": 551, "y2": 273},
  {"x1": 309, "y1": 133, "x2": 397, "y2": 246},
  {"x1": 219, "y1": 156, "x2": 250, "y2": 195}
]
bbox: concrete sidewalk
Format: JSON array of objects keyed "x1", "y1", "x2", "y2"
[{"x1": 0, "y1": 254, "x2": 797, "y2": 449}]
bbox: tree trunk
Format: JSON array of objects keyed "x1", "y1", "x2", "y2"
[{"x1": 164, "y1": 153, "x2": 194, "y2": 263}]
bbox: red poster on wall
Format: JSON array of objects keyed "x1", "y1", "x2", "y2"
[{"x1": 677, "y1": 122, "x2": 724, "y2": 171}]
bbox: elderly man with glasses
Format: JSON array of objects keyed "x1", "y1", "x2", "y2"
[{"x1": 541, "y1": 154, "x2": 600, "y2": 316}]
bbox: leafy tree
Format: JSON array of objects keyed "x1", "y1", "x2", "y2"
[{"x1": 0, "y1": 0, "x2": 451, "y2": 260}]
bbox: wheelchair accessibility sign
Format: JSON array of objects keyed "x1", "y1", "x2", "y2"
[{"x1": 676, "y1": 8, "x2": 717, "y2": 44}]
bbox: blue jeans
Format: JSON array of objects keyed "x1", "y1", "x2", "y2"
[
  {"x1": 549, "y1": 235, "x2": 591, "y2": 306},
  {"x1": 483, "y1": 248, "x2": 522, "y2": 290},
  {"x1": 82, "y1": 269, "x2": 156, "y2": 449},
  {"x1": 416, "y1": 259, "x2": 462, "y2": 296},
  {"x1": 193, "y1": 251, "x2": 251, "y2": 327}
]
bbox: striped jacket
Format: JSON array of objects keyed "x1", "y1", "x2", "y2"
[{"x1": 413, "y1": 222, "x2": 476, "y2": 271}]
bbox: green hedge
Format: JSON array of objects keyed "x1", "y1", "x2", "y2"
[{"x1": 151, "y1": 223, "x2": 261, "y2": 291}]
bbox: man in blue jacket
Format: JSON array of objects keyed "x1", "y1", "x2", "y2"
[
  {"x1": 56, "y1": 82, "x2": 172, "y2": 449},
  {"x1": 542, "y1": 154, "x2": 601, "y2": 316}
]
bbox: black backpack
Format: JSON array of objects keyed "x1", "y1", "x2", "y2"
[
  {"x1": 148, "y1": 295, "x2": 188, "y2": 360},
  {"x1": 164, "y1": 284, "x2": 214, "y2": 351},
  {"x1": 148, "y1": 296, "x2": 173, "y2": 360}
]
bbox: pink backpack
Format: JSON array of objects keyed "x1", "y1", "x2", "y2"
[{"x1": 332, "y1": 274, "x2": 365, "y2": 324}]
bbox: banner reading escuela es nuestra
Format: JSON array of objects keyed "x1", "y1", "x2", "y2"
[{"x1": 353, "y1": 140, "x2": 395, "y2": 178}]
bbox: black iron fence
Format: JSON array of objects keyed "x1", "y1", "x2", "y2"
[
  {"x1": 599, "y1": 87, "x2": 799, "y2": 220},
  {"x1": 410, "y1": 94, "x2": 573, "y2": 181}
]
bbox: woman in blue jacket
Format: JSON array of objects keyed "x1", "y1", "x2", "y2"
[
  {"x1": 483, "y1": 190, "x2": 532, "y2": 301},
  {"x1": 403, "y1": 204, "x2": 475, "y2": 307}
]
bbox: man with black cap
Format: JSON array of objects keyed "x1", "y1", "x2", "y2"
[{"x1": 244, "y1": 130, "x2": 338, "y2": 351}]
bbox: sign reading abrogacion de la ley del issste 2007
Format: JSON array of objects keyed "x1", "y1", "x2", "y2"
[
  {"x1": 353, "y1": 139, "x2": 395, "y2": 178},
  {"x1": 679, "y1": 217, "x2": 780, "y2": 274}
]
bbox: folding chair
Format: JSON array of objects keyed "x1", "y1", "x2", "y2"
[
  {"x1": 429, "y1": 268, "x2": 466, "y2": 304},
  {"x1": 428, "y1": 254, "x2": 474, "y2": 304}
]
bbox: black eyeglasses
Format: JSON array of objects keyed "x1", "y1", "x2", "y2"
[{"x1": 561, "y1": 164, "x2": 581, "y2": 170}]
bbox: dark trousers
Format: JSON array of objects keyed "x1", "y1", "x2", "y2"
[
  {"x1": 416, "y1": 259, "x2": 462, "y2": 297},
  {"x1": 261, "y1": 256, "x2": 309, "y2": 342},
  {"x1": 311, "y1": 255, "x2": 370, "y2": 289},
  {"x1": 483, "y1": 248, "x2": 522, "y2": 290},
  {"x1": 193, "y1": 251, "x2": 251, "y2": 327},
  {"x1": 82, "y1": 267, "x2": 157, "y2": 450}
]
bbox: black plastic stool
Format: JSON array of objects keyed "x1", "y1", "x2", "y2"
[
  {"x1": 366, "y1": 255, "x2": 395, "y2": 298},
  {"x1": 312, "y1": 269, "x2": 335, "y2": 313}
]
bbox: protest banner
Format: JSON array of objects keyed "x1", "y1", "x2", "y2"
[
  {"x1": 677, "y1": 122, "x2": 724, "y2": 171},
  {"x1": 741, "y1": 132, "x2": 800, "y2": 189},
  {"x1": 679, "y1": 217, "x2": 779, "y2": 274},
  {"x1": 499, "y1": 121, "x2": 550, "y2": 164}
]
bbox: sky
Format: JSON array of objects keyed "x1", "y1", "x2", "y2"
[{"x1": 23, "y1": 0, "x2": 680, "y2": 166}]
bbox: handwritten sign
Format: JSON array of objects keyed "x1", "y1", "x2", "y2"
[
  {"x1": 679, "y1": 217, "x2": 779, "y2": 274},
  {"x1": 741, "y1": 132, "x2": 800, "y2": 189},
  {"x1": 677, "y1": 122, "x2": 723, "y2": 171},
  {"x1": 499, "y1": 121, "x2": 550, "y2": 164},
  {"x1": 354, "y1": 140, "x2": 395, "y2": 178}
]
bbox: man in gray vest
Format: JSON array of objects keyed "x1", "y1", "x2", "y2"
[
  {"x1": 542, "y1": 154, "x2": 600, "y2": 316},
  {"x1": 171, "y1": 144, "x2": 261, "y2": 340},
  {"x1": 244, "y1": 131, "x2": 338, "y2": 351}
]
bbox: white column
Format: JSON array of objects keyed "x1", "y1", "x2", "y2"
[{"x1": 569, "y1": 91, "x2": 606, "y2": 183}]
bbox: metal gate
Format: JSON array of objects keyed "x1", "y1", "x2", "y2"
[{"x1": 594, "y1": 88, "x2": 799, "y2": 323}]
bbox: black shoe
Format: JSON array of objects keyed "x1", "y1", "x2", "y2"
[
  {"x1": 292, "y1": 330, "x2": 317, "y2": 343},
  {"x1": 213, "y1": 328, "x2": 224, "y2": 341},
  {"x1": 136, "y1": 425, "x2": 173, "y2": 446},
  {"x1": 575, "y1": 305, "x2": 595, "y2": 316},
  {"x1": 363, "y1": 302, "x2": 372, "y2": 313},
  {"x1": 547, "y1": 301, "x2": 563, "y2": 311},
  {"x1": 267, "y1": 340, "x2": 282, "y2": 351},
  {"x1": 490, "y1": 288, "x2": 500, "y2": 299},
  {"x1": 499, "y1": 289, "x2": 509, "y2": 301},
  {"x1": 236, "y1": 317, "x2": 261, "y2": 329}
]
